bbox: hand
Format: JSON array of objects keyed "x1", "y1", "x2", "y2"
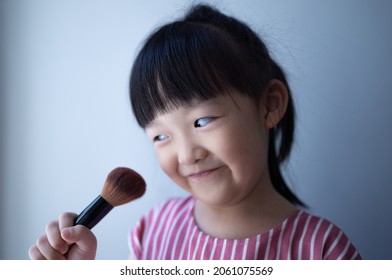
[{"x1": 28, "y1": 212, "x2": 97, "y2": 260}]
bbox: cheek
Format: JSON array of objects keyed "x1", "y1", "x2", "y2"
[
  {"x1": 158, "y1": 154, "x2": 192, "y2": 194},
  {"x1": 219, "y1": 124, "x2": 267, "y2": 171},
  {"x1": 156, "y1": 149, "x2": 187, "y2": 185},
  {"x1": 156, "y1": 149, "x2": 176, "y2": 177}
]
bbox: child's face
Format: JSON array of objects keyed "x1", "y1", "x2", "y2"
[{"x1": 145, "y1": 92, "x2": 271, "y2": 207}]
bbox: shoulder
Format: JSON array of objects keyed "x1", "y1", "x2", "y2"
[{"x1": 286, "y1": 210, "x2": 361, "y2": 260}]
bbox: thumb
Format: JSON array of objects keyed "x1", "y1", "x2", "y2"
[{"x1": 61, "y1": 225, "x2": 97, "y2": 260}]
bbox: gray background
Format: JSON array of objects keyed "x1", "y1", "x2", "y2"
[{"x1": 1, "y1": 0, "x2": 391, "y2": 259}]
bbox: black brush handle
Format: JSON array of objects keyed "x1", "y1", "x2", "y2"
[{"x1": 74, "y1": 195, "x2": 113, "y2": 229}]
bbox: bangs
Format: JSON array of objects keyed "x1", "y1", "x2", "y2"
[{"x1": 130, "y1": 21, "x2": 261, "y2": 128}]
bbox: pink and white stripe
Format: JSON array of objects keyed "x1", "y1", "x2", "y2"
[{"x1": 128, "y1": 196, "x2": 361, "y2": 260}]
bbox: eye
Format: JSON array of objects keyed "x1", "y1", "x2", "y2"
[
  {"x1": 194, "y1": 117, "x2": 215, "y2": 128},
  {"x1": 153, "y1": 134, "x2": 168, "y2": 142}
]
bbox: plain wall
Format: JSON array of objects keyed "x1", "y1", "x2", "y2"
[{"x1": 1, "y1": 0, "x2": 391, "y2": 259}]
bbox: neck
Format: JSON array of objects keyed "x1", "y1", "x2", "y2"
[{"x1": 193, "y1": 178, "x2": 296, "y2": 239}]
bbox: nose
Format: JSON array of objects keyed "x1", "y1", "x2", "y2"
[{"x1": 177, "y1": 137, "x2": 208, "y2": 165}]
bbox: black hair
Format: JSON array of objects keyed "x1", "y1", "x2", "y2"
[{"x1": 129, "y1": 4, "x2": 305, "y2": 206}]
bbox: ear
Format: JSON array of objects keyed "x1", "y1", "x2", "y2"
[{"x1": 261, "y1": 79, "x2": 289, "y2": 129}]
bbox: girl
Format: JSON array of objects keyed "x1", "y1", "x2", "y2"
[{"x1": 29, "y1": 4, "x2": 361, "y2": 260}]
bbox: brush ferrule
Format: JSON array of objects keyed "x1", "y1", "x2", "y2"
[{"x1": 74, "y1": 195, "x2": 113, "y2": 229}]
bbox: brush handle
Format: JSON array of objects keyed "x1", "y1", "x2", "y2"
[{"x1": 74, "y1": 195, "x2": 113, "y2": 229}]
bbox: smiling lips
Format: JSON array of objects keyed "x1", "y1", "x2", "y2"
[{"x1": 187, "y1": 167, "x2": 221, "y2": 180}]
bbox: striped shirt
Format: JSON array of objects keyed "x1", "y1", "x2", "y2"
[{"x1": 128, "y1": 196, "x2": 361, "y2": 260}]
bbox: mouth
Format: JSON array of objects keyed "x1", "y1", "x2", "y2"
[{"x1": 187, "y1": 167, "x2": 221, "y2": 180}]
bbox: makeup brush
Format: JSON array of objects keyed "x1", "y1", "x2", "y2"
[{"x1": 74, "y1": 167, "x2": 146, "y2": 229}]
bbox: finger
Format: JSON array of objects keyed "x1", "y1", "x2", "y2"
[
  {"x1": 61, "y1": 225, "x2": 97, "y2": 260},
  {"x1": 45, "y1": 221, "x2": 69, "y2": 255},
  {"x1": 35, "y1": 234, "x2": 66, "y2": 260},
  {"x1": 58, "y1": 212, "x2": 77, "y2": 230},
  {"x1": 28, "y1": 244, "x2": 46, "y2": 260}
]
